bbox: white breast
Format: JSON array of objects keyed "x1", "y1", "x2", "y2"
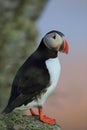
[
  {"x1": 45, "y1": 57, "x2": 61, "y2": 97},
  {"x1": 46, "y1": 57, "x2": 61, "y2": 88},
  {"x1": 32, "y1": 57, "x2": 61, "y2": 106},
  {"x1": 14, "y1": 57, "x2": 61, "y2": 111}
]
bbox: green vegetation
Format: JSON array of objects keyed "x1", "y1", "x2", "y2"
[{"x1": 0, "y1": 0, "x2": 48, "y2": 111}]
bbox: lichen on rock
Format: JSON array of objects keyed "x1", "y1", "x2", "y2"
[{"x1": 0, "y1": 112, "x2": 61, "y2": 130}]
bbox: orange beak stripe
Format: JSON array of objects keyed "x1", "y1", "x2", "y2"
[{"x1": 62, "y1": 38, "x2": 69, "y2": 54}]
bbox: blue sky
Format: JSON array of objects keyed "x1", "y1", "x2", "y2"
[
  {"x1": 37, "y1": 0, "x2": 87, "y2": 46},
  {"x1": 36, "y1": 0, "x2": 87, "y2": 65},
  {"x1": 36, "y1": 1, "x2": 87, "y2": 130}
]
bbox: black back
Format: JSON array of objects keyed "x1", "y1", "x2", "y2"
[{"x1": 2, "y1": 40, "x2": 58, "y2": 113}]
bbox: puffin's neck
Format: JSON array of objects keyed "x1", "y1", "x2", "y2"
[{"x1": 37, "y1": 40, "x2": 58, "y2": 60}]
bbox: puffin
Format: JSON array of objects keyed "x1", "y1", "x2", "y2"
[{"x1": 2, "y1": 30, "x2": 69, "y2": 125}]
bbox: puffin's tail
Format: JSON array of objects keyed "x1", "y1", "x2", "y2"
[
  {"x1": 2, "y1": 94, "x2": 30, "y2": 114},
  {"x1": 2, "y1": 105, "x2": 13, "y2": 114},
  {"x1": 2, "y1": 102, "x2": 13, "y2": 114}
]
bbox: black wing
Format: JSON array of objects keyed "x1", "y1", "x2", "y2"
[
  {"x1": 13, "y1": 53, "x2": 50, "y2": 96},
  {"x1": 3, "y1": 50, "x2": 50, "y2": 113}
]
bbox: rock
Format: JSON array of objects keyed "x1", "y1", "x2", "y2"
[{"x1": 0, "y1": 112, "x2": 61, "y2": 130}]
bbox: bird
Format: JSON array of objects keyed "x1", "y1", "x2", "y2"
[{"x1": 2, "y1": 30, "x2": 69, "y2": 125}]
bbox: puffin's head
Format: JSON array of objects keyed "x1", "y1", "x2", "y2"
[{"x1": 43, "y1": 30, "x2": 69, "y2": 54}]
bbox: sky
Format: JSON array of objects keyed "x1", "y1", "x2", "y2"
[{"x1": 36, "y1": 0, "x2": 87, "y2": 130}]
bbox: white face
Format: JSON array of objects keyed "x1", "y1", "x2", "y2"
[{"x1": 43, "y1": 32, "x2": 63, "y2": 51}]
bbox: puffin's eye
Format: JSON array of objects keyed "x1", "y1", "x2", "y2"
[{"x1": 52, "y1": 34, "x2": 56, "y2": 39}]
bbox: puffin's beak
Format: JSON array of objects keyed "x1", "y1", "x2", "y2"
[{"x1": 62, "y1": 38, "x2": 69, "y2": 54}]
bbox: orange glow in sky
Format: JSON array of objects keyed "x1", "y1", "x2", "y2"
[{"x1": 37, "y1": 0, "x2": 87, "y2": 130}]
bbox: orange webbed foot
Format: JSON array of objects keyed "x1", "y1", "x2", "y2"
[
  {"x1": 40, "y1": 115, "x2": 56, "y2": 125},
  {"x1": 38, "y1": 107, "x2": 56, "y2": 125}
]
